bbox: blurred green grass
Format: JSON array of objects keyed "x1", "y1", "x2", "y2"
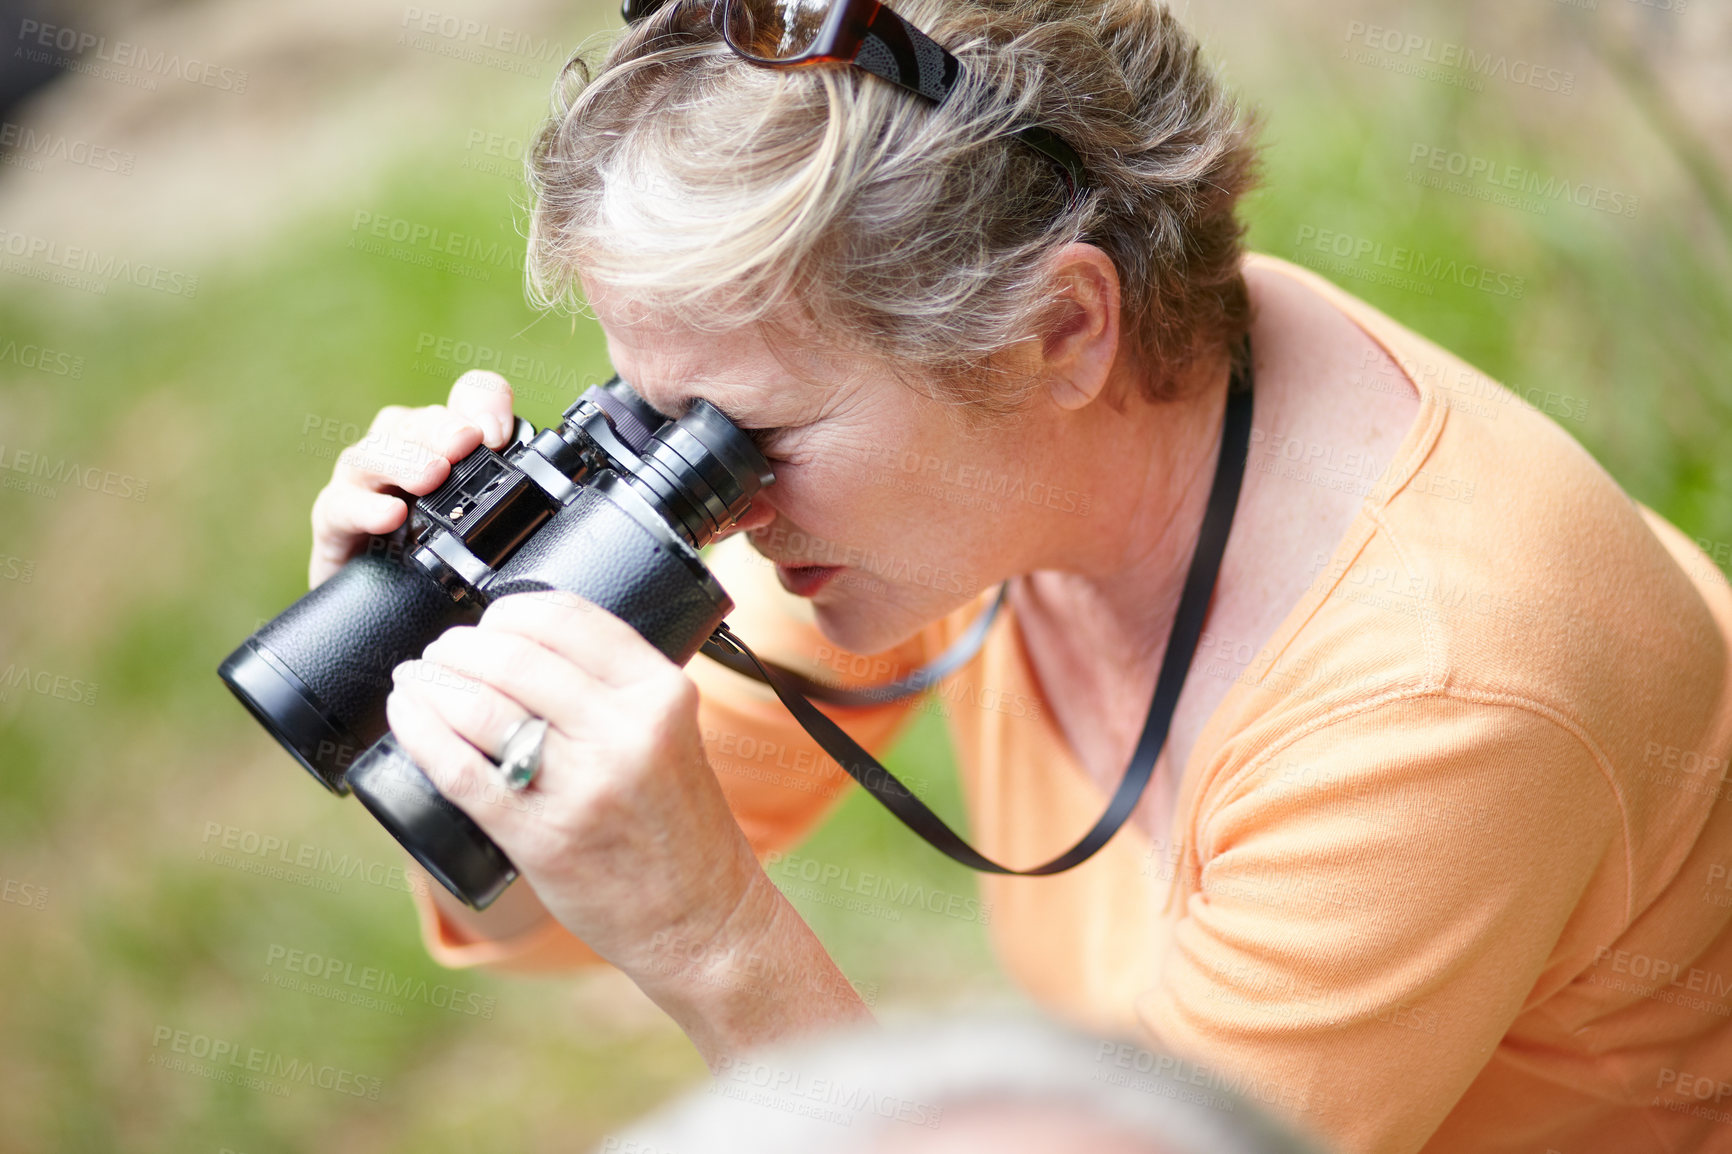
[
  {"x1": 0, "y1": 135, "x2": 1010, "y2": 1154},
  {"x1": 0, "y1": 9, "x2": 1728, "y2": 1152}
]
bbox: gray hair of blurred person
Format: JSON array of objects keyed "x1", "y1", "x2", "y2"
[{"x1": 593, "y1": 1015, "x2": 1327, "y2": 1154}]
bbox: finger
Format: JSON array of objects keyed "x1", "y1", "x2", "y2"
[
  {"x1": 449, "y1": 371, "x2": 516, "y2": 450},
  {"x1": 418, "y1": 625, "x2": 606, "y2": 736},
  {"x1": 392, "y1": 657, "x2": 533, "y2": 764},
  {"x1": 337, "y1": 404, "x2": 482, "y2": 494},
  {"x1": 357, "y1": 403, "x2": 414, "y2": 443},
  {"x1": 479, "y1": 591, "x2": 678, "y2": 689},
  {"x1": 309, "y1": 485, "x2": 408, "y2": 582},
  {"x1": 385, "y1": 683, "x2": 535, "y2": 840},
  {"x1": 312, "y1": 483, "x2": 408, "y2": 543},
  {"x1": 333, "y1": 424, "x2": 447, "y2": 494},
  {"x1": 397, "y1": 402, "x2": 484, "y2": 454},
  {"x1": 388, "y1": 403, "x2": 487, "y2": 478}
]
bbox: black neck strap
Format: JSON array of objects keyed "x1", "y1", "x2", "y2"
[
  {"x1": 699, "y1": 353, "x2": 1255, "y2": 875},
  {"x1": 699, "y1": 584, "x2": 1010, "y2": 707}
]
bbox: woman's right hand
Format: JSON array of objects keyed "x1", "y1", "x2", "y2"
[{"x1": 309, "y1": 371, "x2": 517, "y2": 588}]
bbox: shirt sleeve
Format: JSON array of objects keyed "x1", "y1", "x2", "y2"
[
  {"x1": 1136, "y1": 691, "x2": 1624, "y2": 1154},
  {"x1": 411, "y1": 533, "x2": 937, "y2": 972}
]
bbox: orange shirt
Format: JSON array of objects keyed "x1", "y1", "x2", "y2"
[{"x1": 413, "y1": 254, "x2": 1732, "y2": 1154}]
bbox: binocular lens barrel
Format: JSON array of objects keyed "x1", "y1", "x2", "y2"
[{"x1": 218, "y1": 548, "x2": 480, "y2": 794}]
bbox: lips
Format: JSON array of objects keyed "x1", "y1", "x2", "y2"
[{"x1": 774, "y1": 563, "x2": 842, "y2": 598}]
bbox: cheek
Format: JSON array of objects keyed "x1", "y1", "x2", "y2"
[
  {"x1": 764, "y1": 433, "x2": 890, "y2": 531},
  {"x1": 780, "y1": 453, "x2": 948, "y2": 557},
  {"x1": 767, "y1": 414, "x2": 1019, "y2": 574}
]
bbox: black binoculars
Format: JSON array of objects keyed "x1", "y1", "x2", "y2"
[{"x1": 219, "y1": 378, "x2": 774, "y2": 910}]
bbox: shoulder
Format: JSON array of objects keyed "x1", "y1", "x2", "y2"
[
  {"x1": 1239, "y1": 251, "x2": 1731, "y2": 780},
  {"x1": 1189, "y1": 690, "x2": 1626, "y2": 923}
]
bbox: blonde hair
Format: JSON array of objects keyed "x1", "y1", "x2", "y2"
[{"x1": 526, "y1": 0, "x2": 1257, "y2": 415}]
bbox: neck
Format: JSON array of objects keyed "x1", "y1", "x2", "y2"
[{"x1": 1023, "y1": 355, "x2": 1233, "y2": 673}]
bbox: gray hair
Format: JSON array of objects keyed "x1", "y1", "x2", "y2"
[
  {"x1": 594, "y1": 1014, "x2": 1325, "y2": 1154},
  {"x1": 527, "y1": 0, "x2": 1257, "y2": 415}
]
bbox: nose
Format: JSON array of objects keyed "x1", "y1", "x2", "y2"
[{"x1": 716, "y1": 495, "x2": 777, "y2": 542}]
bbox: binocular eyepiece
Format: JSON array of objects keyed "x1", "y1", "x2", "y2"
[{"x1": 218, "y1": 377, "x2": 774, "y2": 909}]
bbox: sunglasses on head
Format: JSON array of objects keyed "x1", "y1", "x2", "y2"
[{"x1": 620, "y1": 0, "x2": 1089, "y2": 203}]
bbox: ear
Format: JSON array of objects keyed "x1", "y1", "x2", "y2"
[{"x1": 1037, "y1": 243, "x2": 1122, "y2": 411}]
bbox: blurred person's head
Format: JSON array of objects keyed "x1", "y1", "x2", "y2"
[
  {"x1": 523, "y1": 0, "x2": 1257, "y2": 654},
  {"x1": 595, "y1": 1014, "x2": 1326, "y2": 1154}
]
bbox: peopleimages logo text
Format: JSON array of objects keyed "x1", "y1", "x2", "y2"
[
  {"x1": 15, "y1": 20, "x2": 249, "y2": 92},
  {"x1": 1407, "y1": 144, "x2": 1638, "y2": 218},
  {"x1": 0, "y1": 443, "x2": 148, "y2": 501},
  {"x1": 1293, "y1": 226, "x2": 1526, "y2": 299},
  {"x1": 1343, "y1": 22, "x2": 1574, "y2": 94},
  {"x1": 0, "y1": 228, "x2": 198, "y2": 298},
  {"x1": 148, "y1": 1026, "x2": 381, "y2": 1099},
  {"x1": 0, "y1": 338, "x2": 83, "y2": 378},
  {"x1": 0, "y1": 121, "x2": 134, "y2": 174}
]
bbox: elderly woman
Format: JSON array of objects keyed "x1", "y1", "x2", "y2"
[{"x1": 308, "y1": 1, "x2": 1732, "y2": 1151}]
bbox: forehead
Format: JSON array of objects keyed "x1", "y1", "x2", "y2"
[{"x1": 583, "y1": 275, "x2": 837, "y2": 420}]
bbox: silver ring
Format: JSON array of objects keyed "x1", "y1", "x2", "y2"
[{"x1": 494, "y1": 716, "x2": 549, "y2": 792}]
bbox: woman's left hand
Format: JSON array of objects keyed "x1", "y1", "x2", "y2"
[{"x1": 383, "y1": 590, "x2": 765, "y2": 980}]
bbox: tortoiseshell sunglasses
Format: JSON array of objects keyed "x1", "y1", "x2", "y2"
[{"x1": 621, "y1": 0, "x2": 1089, "y2": 203}]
